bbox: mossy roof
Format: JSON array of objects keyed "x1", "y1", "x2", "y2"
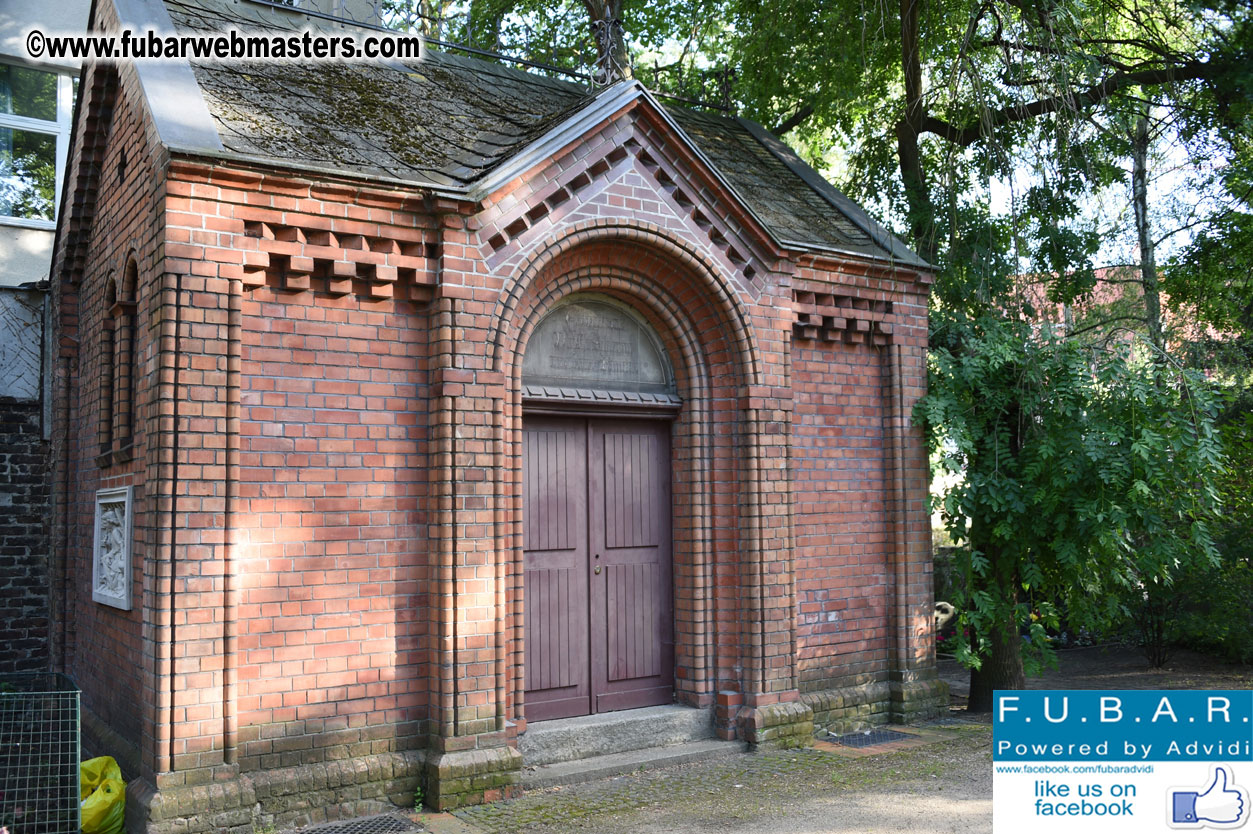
[{"x1": 162, "y1": 0, "x2": 926, "y2": 266}]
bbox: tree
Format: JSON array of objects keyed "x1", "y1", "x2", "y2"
[
  {"x1": 1162, "y1": 74, "x2": 1253, "y2": 404},
  {"x1": 724, "y1": 0, "x2": 1246, "y2": 701},
  {"x1": 921, "y1": 311, "x2": 1224, "y2": 708},
  {"x1": 380, "y1": 0, "x2": 733, "y2": 90},
  {"x1": 731, "y1": 0, "x2": 1248, "y2": 266}
]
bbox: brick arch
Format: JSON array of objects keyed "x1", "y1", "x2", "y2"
[
  {"x1": 94, "y1": 247, "x2": 142, "y2": 463},
  {"x1": 119, "y1": 251, "x2": 139, "y2": 299},
  {"x1": 488, "y1": 219, "x2": 762, "y2": 390},
  {"x1": 488, "y1": 223, "x2": 766, "y2": 731}
]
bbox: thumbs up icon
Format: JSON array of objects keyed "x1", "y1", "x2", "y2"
[{"x1": 1170, "y1": 766, "x2": 1249, "y2": 829}]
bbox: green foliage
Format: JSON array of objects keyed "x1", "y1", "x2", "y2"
[
  {"x1": 725, "y1": 0, "x2": 1243, "y2": 249},
  {"x1": 1215, "y1": 411, "x2": 1253, "y2": 560},
  {"x1": 919, "y1": 311, "x2": 1225, "y2": 675},
  {"x1": 1164, "y1": 411, "x2": 1253, "y2": 663},
  {"x1": 381, "y1": 0, "x2": 595, "y2": 71},
  {"x1": 1167, "y1": 211, "x2": 1253, "y2": 336},
  {"x1": 1168, "y1": 559, "x2": 1253, "y2": 663}
]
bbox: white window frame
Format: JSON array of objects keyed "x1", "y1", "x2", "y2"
[
  {"x1": 92, "y1": 485, "x2": 134, "y2": 611},
  {"x1": 0, "y1": 62, "x2": 74, "y2": 230}
]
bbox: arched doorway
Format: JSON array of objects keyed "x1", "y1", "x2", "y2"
[{"x1": 520, "y1": 296, "x2": 679, "y2": 721}]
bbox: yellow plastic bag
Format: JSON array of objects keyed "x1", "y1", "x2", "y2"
[
  {"x1": 80, "y1": 756, "x2": 125, "y2": 834},
  {"x1": 80, "y1": 756, "x2": 121, "y2": 800}
]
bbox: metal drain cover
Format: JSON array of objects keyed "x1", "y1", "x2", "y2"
[
  {"x1": 828, "y1": 728, "x2": 913, "y2": 748},
  {"x1": 296, "y1": 813, "x2": 423, "y2": 834}
]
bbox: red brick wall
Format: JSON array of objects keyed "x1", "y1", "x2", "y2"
[
  {"x1": 230, "y1": 283, "x2": 430, "y2": 772},
  {"x1": 792, "y1": 338, "x2": 891, "y2": 691},
  {"x1": 154, "y1": 162, "x2": 438, "y2": 780},
  {"x1": 54, "y1": 56, "x2": 166, "y2": 770},
  {"x1": 790, "y1": 265, "x2": 936, "y2": 687}
]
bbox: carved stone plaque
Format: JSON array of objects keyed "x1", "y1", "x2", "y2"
[
  {"x1": 93, "y1": 486, "x2": 133, "y2": 610},
  {"x1": 523, "y1": 299, "x2": 674, "y2": 394}
]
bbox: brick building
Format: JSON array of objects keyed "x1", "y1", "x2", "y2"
[{"x1": 49, "y1": 0, "x2": 946, "y2": 829}]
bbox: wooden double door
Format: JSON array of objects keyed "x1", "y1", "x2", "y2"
[{"x1": 522, "y1": 416, "x2": 674, "y2": 722}]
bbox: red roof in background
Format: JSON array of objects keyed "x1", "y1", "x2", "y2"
[{"x1": 1014, "y1": 264, "x2": 1231, "y2": 350}]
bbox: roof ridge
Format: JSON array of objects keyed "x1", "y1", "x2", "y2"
[{"x1": 419, "y1": 48, "x2": 590, "y2": 96}]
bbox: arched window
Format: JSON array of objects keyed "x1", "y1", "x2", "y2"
[
  {"x1": 98, "y1": 259, "x2": 138, "y2": 465},
  {"x1": 112, "y1": 259, "x2": 138, "y2": 451},
  {"x1": 97, "y1": 279, "x2": 116, "y2": 457}
]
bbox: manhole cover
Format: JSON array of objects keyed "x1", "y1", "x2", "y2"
[
  {"x1": 828, "y1": 728, "x2": 913, "y2": 748},
  {"x1": 296, "y1": 813, "x2": 422, "y2": 834}
]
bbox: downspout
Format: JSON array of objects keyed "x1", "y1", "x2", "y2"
[{"x1": 223, "y1": 275, "x2": 241, "y2": 763}]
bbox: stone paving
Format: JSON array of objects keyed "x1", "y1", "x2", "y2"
[
  {"x1": 450, "y1": 748, "x2": 839, "y2": 832},
  {"x1": 445, "y1": 720, "x2": 984, "y2": 834}
]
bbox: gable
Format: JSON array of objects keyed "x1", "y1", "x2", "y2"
[{"x1": 471, "y1": 107, "x2": 778, "y2": 296}]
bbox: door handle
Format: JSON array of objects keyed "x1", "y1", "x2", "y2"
[{"x1": 594, "y1": 566, "x2": 602, "y2": 575}]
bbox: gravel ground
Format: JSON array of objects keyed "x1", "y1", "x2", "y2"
[
  {"x1": 410, "y1": 644, "x2": 1250, "y2": 834},
  {"x1": 437, "y1": 723, "x2": 992, "y2": 834}
]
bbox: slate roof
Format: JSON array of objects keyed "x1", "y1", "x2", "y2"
[
  {"x1": 160, "y1": 0, "x2": 927, "y2": 267},
  {"x1": 667, "y1": 107, "x2": 914, "y2": 262}
]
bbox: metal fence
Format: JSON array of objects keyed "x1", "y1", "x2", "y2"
[{"x1": 0, "y1": 674, "x2": 80, "y2": 834}]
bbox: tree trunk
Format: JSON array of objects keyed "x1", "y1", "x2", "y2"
[
  {"x1": 1131, "y1": 108, "x2": 1163, "y2": 352},
  {"x1": 896, "y1": 0, "x2": 938, "y2": 265},
  {"x1": 966, "y1": 529, "x2": 1026, "y2": 713},
  {"x1": 582, "y1": 0, "x2": 630, "y2": 83},
  {"x1": 967, "y1": 607, "x2": 1027, "y2": 712}
]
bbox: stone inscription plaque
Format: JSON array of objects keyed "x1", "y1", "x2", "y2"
[
  {"x1": 549, "y1": 308, "x2": 637, "y2": 377},
  {"x1": 523, "y1": 300, "x2": 672, "y2": 393}
]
